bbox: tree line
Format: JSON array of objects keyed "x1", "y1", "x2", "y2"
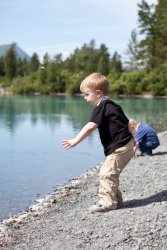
[{"x1": 0, "y1": 0, "x2": 167, "y2": 96}]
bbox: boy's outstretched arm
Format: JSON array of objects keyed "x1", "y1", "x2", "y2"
[{"x1": 62, "y1": 122, "x2": 98, "y2": 149}]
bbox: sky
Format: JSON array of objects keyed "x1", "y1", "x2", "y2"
[{"x1": 1, "y1": 0, "x2": 157, "y2": 62}]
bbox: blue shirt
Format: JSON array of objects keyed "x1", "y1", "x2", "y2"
[{"x1": 135, "y1": 124, "x2": 160, "y2": 148}]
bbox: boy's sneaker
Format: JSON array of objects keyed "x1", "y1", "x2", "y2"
[
  {"x1": 142, "y1": 150, "x2": 152, "y2": 156},
  {"x1": 89, "y1": 204, "x2": 111, "y2": 213},
  {"x1": 138, "y1": 150, "x2": 152, "y2": 157}
]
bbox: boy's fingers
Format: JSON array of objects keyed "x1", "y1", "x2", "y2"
[
  {"x1": 61, "y1": 140, "x2": 68, "y2": 145},
  {"x1": 62, "y1": 142, "x2": 69, "y2": 147},
  {"x1": 61, "y1": 140, "x2": 67, "y2": 143},
  {"x1": 61, "y1": 140, "x2": 72, "y2": 149}
]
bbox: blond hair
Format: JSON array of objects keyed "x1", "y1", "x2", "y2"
[
  {"x1": 128, "y1": 118, "x2": 138, "y2": 126},
  {"x1": 80, "y1": 72, "x2": 109, "y2": 95}
]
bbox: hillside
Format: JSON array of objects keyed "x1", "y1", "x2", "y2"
[{"x1": 0, "y1": 44, "x2": 30, "y2": 61}]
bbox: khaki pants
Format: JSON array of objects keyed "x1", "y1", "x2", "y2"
[{"x1": 99, "y1": 139, "x2": 134, "y2": 209}]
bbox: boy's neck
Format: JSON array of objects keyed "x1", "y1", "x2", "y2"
[{"x1": 97, "y1": 96, "x2": 109, "y2": 106}]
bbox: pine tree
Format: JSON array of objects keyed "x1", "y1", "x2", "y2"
[
  {"x1": 4, "y1": 43, "x2": 17, "y2": 80},
  {"x1": 153, "y1": 0, "x2": 167, "y2": 68},
  {"x1": 29, "y1": 53, "x2": 40, "y2": 72},
  {"x1": 125, "y1": 29, "x2": 140, "y2": 70},
  {"x1": 97, "y1": 44, "x2": 110, "y2": 75},
  {"x1": 137, "y1": 0, "x2": 156, "y2": 69},
  {"x1": 109, "y1": 52, "x2": 122, "y2": 73}
]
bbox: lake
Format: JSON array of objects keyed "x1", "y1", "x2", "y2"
[{"x1": 0, "y1": 95, "x2": 167, "y2": 220}]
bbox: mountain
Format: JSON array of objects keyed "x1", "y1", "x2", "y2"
[{"x1": 0, "y1": 44, "x2": 31, "y2": 61}]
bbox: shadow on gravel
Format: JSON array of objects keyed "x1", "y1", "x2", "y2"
[
  {"x1": 152, "y1": 151, "x2": 167, "y2": 156},
  {"x1": 123, "y1": 190, "x2": 167, "y2": 209}
]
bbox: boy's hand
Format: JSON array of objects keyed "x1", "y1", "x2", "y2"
[
  {"x1": 132, "y1": 152, "x2": 136, "y2": 158},
  {"x1": 61, "y1": 139, "x2": 77, "y2": 149},
  {"x1": 61, "y1": 122, "x2": 97, "y2": 149}
]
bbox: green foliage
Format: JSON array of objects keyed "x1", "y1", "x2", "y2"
[
  {"x1": 108, "y1": 68, "x2": 167, "y2": 96},
  {"x1": 0, "y1": 57, "x2": 5, "y2": 76},
  {"x1": 12, "y1": 76, "x2": 38, "y2": 94},
  {"x1": 152, "y1": 0, "x2": 167, "y2": 65},
  {"x1": 109, "y1": 71, "x2": 147, "y2": 95},
  {"x1": 39, "y1": 67, "x2": 47, "y2": 84},
  {"x1": 29, "y1": 53, "x2": 40, "y2": 72},
  {"x1": 17, "y1": 59, "x2": 29, "y2": 77},
  {"x1": 4, "y1": 43, "x2": 17, "y2": 80},
  {"x1": 46, "y1": 62, "x2": 66, "y2": 93},
  {"x1": 2, "y1": 0, "x2": 167, "y2": 97},
  {"x1": 109, "y1": 52, "x2": 123, "y2": 73},
  {"x1": 65, "y1": 73, "x2": 85, "y2": 94},
  {"x1": 146, "y1": 69, "x2": 167, "y2": 96},
  {"x1": 97, "y1": 44, "x2": 110, "y2": 75},
  {"x1": 0, "y1": 77, "x2": 10, "y2": 87},
  {"x1": 124, "y1": 29, "x2": 140, "y2": 70}
]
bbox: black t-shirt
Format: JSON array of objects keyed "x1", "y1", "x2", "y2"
[{"x1": 90, "y1": 99, "x2": 132, "y2": 156}]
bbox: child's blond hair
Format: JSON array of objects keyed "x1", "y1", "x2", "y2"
[
  {"x1": 128, "y1": 118, "x2": 138, "y2": 127},
  {"x1": 80, "y1": 72, "x2": 109, "y2": 95}
]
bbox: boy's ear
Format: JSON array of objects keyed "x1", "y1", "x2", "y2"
[{"x1": 96, "y1": 89, "x2": 103, "y2": 96}]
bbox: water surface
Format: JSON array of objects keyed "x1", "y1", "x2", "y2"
[{"x1": 0, "y1": 95, "x2": 167, "y2": 220}]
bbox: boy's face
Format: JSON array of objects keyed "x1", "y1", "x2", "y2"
[
  {"x1": 129, "y1": 125, "x2": 137, "y2": 135},
  {"x1": 82, "y1": 90, "x2": 102, "y2": 105}
]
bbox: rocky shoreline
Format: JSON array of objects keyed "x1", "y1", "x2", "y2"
[{"x1": 0, "y1": 132, "x2": 167, "y2": 249}]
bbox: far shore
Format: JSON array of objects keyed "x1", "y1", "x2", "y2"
[{"x1": 1, "y1": 86, "x2": 167, "y2": 99}]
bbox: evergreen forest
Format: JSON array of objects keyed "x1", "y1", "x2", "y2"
[{"x1": 0, "y1": 0, "x2": 167, "y2": 96}]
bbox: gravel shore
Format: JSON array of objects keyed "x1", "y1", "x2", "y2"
[{"x1": 0, "y1": 132, "x2": 167, "y2": 250}]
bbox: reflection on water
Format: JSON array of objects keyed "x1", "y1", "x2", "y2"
[
  {"x1": 0, "y1": 95, "x2": 92, "y2": 133},
  {"x1": 0, "y1": 95, "x2": 167, "y2": 220},
  {"x1": 117, "y1": 97, "x2": 167, "y2": 131},
  {"x1": 1, "y1": 95, "x2": 167, "y2": 133}
]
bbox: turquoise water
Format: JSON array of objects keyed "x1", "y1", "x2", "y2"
[{"x1": 0, "y1": 95, "x2": 167, "y2": 220}]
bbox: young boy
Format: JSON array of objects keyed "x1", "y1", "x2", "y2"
[
  {"x1": 62, "y1": 73, "x2": 134, "y2": 212},
  {"x1": 128, "y1": 118, "x2": 160, "y2": 156}
]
